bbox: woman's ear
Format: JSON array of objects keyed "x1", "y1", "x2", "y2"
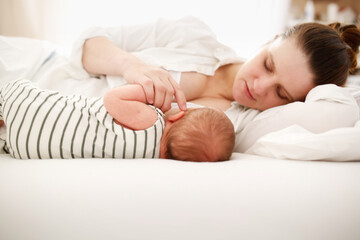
[{"x1": 167, "y1": 111, "x2": 185, "y2": 123}]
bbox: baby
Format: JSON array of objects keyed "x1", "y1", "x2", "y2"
[{"x1": 0, "y1": 79, "x2": 235, "y2": 162}]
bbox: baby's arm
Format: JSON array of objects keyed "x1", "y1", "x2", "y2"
[{"x1": 103, "y1": 85, "x2": 159, "y2": 130}]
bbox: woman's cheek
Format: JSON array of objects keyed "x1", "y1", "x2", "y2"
[{"x1": 232, "y1": 80, "x2": 245, "y2": 104}]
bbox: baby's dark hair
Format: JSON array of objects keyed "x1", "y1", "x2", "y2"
[
  {"x1": 282, "y1": 22, "x2": 360, "y2": 86},
  {"x1": 164, "y1": 108, "x2": 235, "y2": 162}
]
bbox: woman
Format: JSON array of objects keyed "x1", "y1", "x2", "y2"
[{"x1": 79, "y1": 17, "x2": 360, "y2": 113}]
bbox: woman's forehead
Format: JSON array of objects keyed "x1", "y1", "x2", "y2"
[{"x1": 269, "y1": 38, "x2": 315, "y2": 100}]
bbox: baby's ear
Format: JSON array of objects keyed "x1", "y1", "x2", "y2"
[{"x1": 167, "y1": 111, "x2": 185, "y2": 123}]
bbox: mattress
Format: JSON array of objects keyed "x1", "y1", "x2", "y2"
[{"x1": 0, "y1": 153, "x2": 359, "y2": 240}]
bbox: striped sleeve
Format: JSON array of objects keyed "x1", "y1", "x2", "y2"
[{"x1": 1, "y1": 79, "x2": 166, "y2": 159}]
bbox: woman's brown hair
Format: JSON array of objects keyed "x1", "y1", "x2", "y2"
[{"x1": 282, "y1": 22, "x2": 360, "y2": 86}]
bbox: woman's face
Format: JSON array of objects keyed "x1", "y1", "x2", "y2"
[{"x1": 232, "y1": 37, "x2": 315, "y2": 111}]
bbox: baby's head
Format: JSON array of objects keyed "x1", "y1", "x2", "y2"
[{"x1": 160, "y1": 108, "x2": 235, "y2": 162}]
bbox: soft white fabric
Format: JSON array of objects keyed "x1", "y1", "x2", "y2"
[
  {"x1": 346, "y1": 84, "x2": 360, "y2": 107},
  {"x1": 0, "y1": 35, "x2": 56, "y2": 87},
  {"x1": 1, "y1": 153, "x2": 359, "y2": 240},
  {"x1": 244, "y1": 84, "x2": 360, "y2": 161},
  {"x1": 69, "y1": 16, "x2": 243, "y2": 79},
  {"x1": 247, "y1": 123, "x2": 360, "y2": 161}
]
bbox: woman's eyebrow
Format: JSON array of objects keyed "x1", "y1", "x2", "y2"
[{"x1": 269, "y1": 52, "x2": 295, "y2": 102}]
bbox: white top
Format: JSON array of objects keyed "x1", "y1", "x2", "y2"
[{"x1": 69, "y1": 16, "x2": 243, "y2": 79}]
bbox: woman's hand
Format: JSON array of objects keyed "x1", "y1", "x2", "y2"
[
  {"x1": 122, "y1": 61, "x2": 187, "y2": 113},
  {"x1": 82, "y1": 37, "x2": 186, "y2": 112}
]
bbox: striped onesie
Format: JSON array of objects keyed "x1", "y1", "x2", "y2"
[{"x1": 0, "y1": 79, "x2": 165, "y2": 159}]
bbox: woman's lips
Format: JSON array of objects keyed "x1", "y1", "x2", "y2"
[{"x1": 244, "y1": 81, "x2": 255, "y2": 100}]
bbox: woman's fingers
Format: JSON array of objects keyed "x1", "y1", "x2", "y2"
[
  {"x1": 161, "y1": 86, "x2": 175, "y2": 112},
  {"x1": 139, "y1": 77, "x2": 155, "y2": 104},
  {"x1": 123, "y1": 63, "x2": 186, "y2": 112},
  {"x1": 168, "y1": 77, "x2": 187, "y2": 111},
  {"x1": 150, "y1": 74, "x2": 187, "y2": 112},
  {"x1": 152, "y1": 78, "x2": 167, "y2": 109},
  {"x1": 152, "y1": 75, "x2": 174, "y2": 112}
]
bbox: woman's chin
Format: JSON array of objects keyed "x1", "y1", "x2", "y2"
[{"x1": 233, "y1": 90, "x2": 253, "y2": 108}]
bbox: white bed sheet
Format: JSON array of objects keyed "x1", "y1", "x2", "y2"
[{"x1": 0, "y1": 153, "x2": 359, "y2": 240}]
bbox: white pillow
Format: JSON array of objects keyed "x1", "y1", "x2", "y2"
[{"x1": 233, "y1": 84, "x2": 360, "y2": 155}]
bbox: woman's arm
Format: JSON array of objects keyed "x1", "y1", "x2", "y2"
[
  {"x1": 103, "y1": 84, "x2": 159, "y2": 130},
  {"x1": 76, "y1": 16, "x2": 230, "y2": 112},
  {"x1": 82, "y1": 36, "x2": 140, "y2": 77},
  {"x1": 82, "y1": 36, "x2": 186, "y2": 113}
]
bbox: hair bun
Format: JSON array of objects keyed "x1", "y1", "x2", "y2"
[{"x1": 329, "y1": 22, "x2": 360, "y2": 72}]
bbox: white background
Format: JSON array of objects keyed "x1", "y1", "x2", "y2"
[
  {"x1": 65, "y1": 0, "x2": 291, "y2": 58},
  {"x1": 0, "y1": 0, "x2": 291, "y2": 58}
]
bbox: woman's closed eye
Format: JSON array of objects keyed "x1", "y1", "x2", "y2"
[
  {"x1": 263, "y1": 58, "x2": 273, "y2": 73},
  {"x1": 276, "y1": 86, "x2": 289, "y2": 100},
  {"x1": 264, "y1": 58, "x2": 287, "y2": 100},
  {"x1": 264, "y1": 53, "x2": 276, "y2": 73},
  {"x1": 264, "y1": 54, "x2": 293, "y2": 102}
]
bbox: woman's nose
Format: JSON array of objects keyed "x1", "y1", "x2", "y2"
[{"x1": 253, "y1": 77, "x2": 273, "y2": 96}]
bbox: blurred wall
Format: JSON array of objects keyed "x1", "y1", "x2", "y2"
[
  {"x1": 0, "y1": 0, "x2": 290, "y2": 58},
  {"x1": 0, "y1": 0, "x2": 67, "y2": 45}
]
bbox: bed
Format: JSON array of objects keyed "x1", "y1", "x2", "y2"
[
  {"x1": 1, "y1": 153, "x2": 360, "y2": 240},
  {"x1": 1, "y1": 35, "x2": 360, "y2": 240}
]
